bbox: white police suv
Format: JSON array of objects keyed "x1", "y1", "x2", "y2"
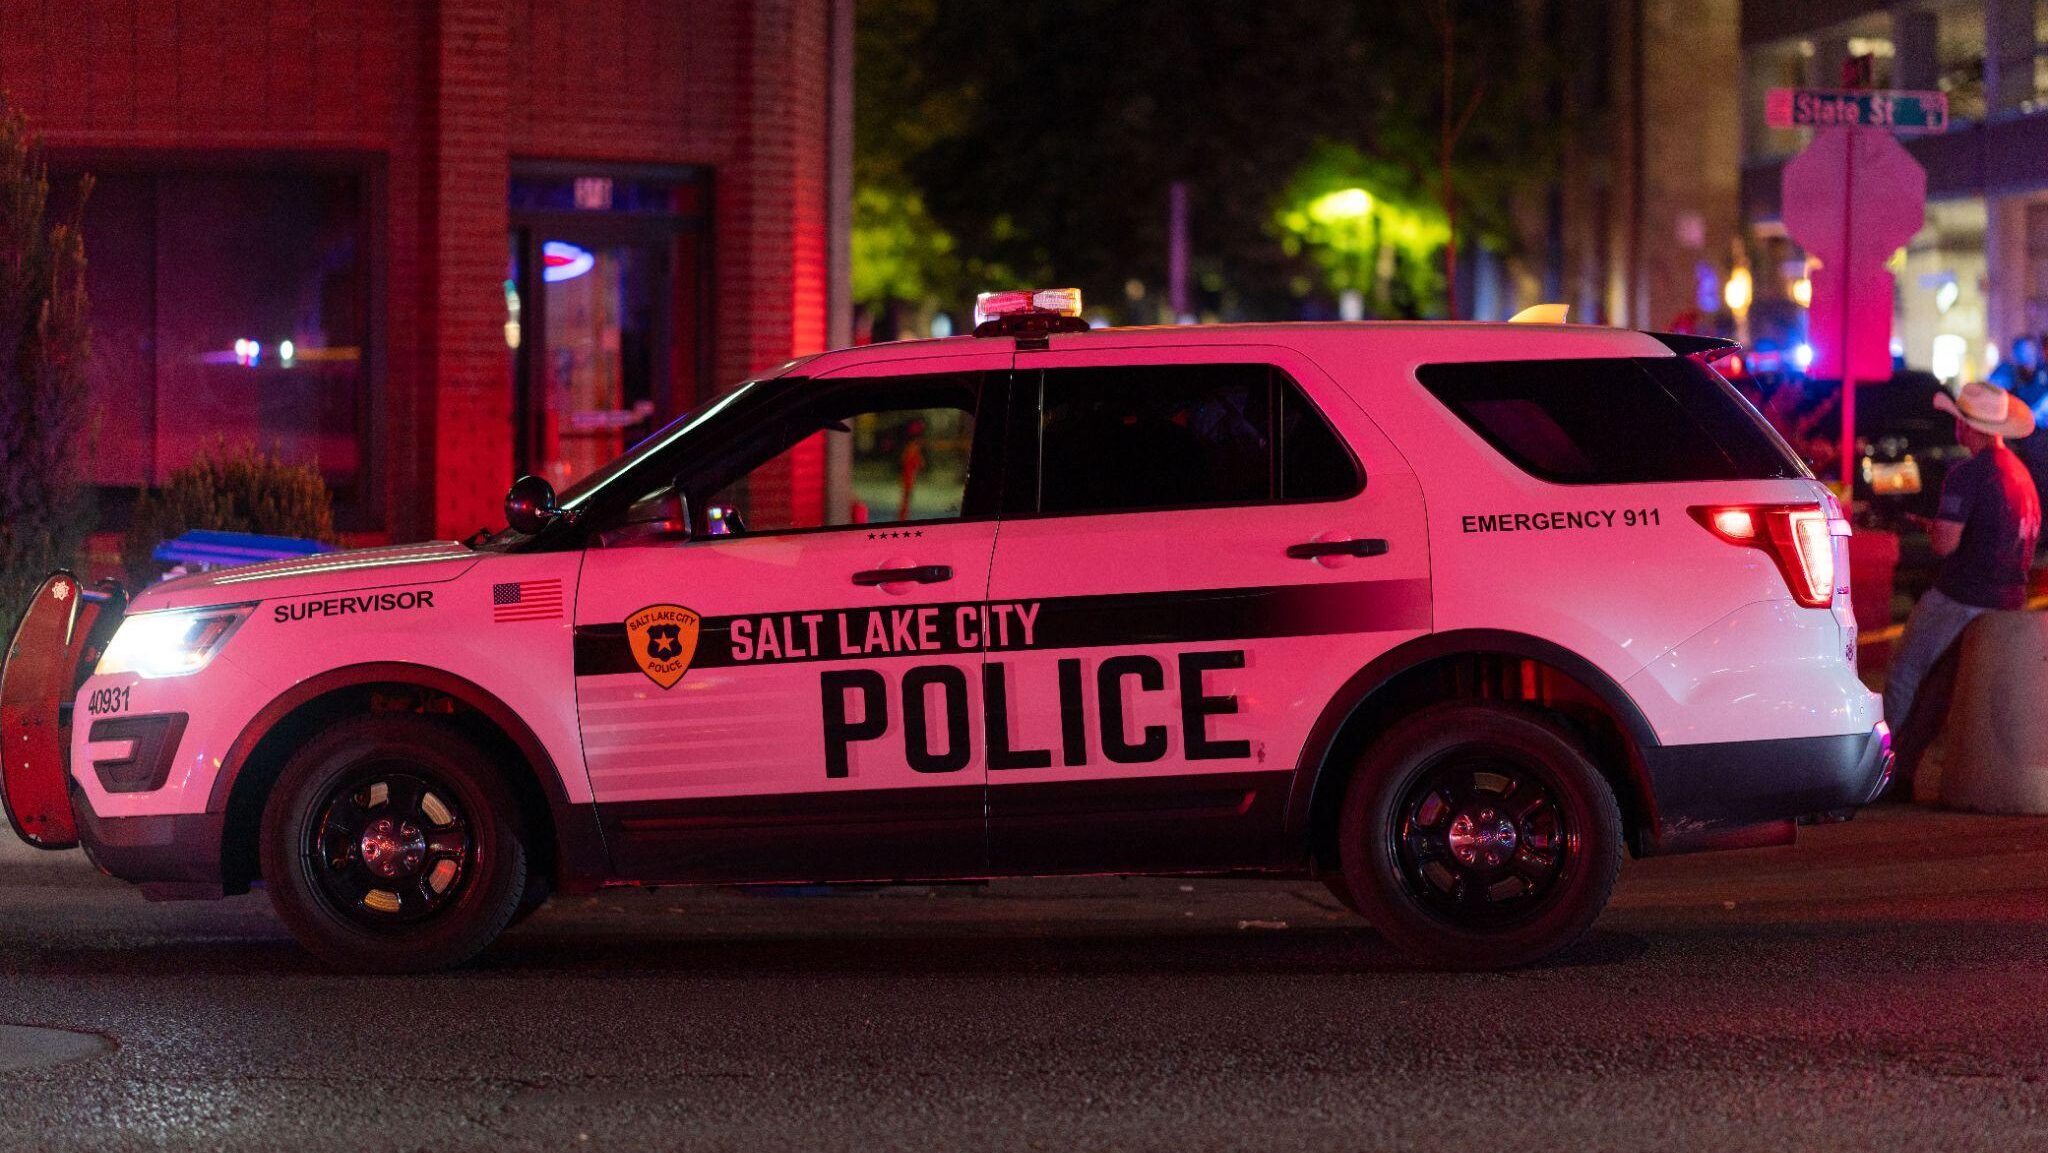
[{"x1": 1, "y1": 290, "x2": 1890, "y2": 972}]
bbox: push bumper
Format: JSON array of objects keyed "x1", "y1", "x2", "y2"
[{"x1": 1635, "y1": 723, "x2": 1892, "y2": 855}]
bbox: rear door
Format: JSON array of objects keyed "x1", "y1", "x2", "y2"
[{"x1": 982, "y1": 345, "x2": 1431, "y2": 874}]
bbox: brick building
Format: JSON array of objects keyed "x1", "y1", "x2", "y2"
[
  {"x1": 1481, "y1": 0, "x2": 1742, "y2": 335},
  {"x1": 0, "y1": 0, "x2": 852, "y2": 543}
]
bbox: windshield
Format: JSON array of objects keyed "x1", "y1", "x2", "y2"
[
  {"x1": 556, "y1": 379, "x2": 763, "y2": 511},
  {"x1": 469, "y1": 378, "x2": 773, "y2": 552}
]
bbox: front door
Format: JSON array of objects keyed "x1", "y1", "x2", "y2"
[
  {"x1": 572, "y1": 351, "x2": 1013, "y2": 882},
  {"x1": 983, "y1": 346, "x2": 1432, "y2": 874}
]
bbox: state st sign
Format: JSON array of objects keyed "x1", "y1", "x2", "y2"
[{"x1": 1766, "y1": 88, "x2": 1949, "y2": 133}]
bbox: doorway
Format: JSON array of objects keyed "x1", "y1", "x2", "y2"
[{"x1": 509, "y1": 165, "x2": 710, "y2": 491}]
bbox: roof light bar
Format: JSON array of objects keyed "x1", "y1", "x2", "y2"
[
  {"x1": 975, "y1": 288, "x2": 1082, "y2": 326},
  {"x1": 972, "y1": 288, "x2": 1091, "y2": 339}
]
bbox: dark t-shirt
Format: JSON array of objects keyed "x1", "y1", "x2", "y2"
[
  {"x1": 1936, "y1": 444, "x2": 2042, "y2": 609},
  {"x1": 2012, "y1": 429, "x2": 2048, "y2": 523}
]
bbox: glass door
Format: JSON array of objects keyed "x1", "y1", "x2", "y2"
[{"x1": 511, "y1": 229, "x2": 670, "y2": 491}]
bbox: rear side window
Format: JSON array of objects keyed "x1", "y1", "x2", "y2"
[
  {"x1": 1415, "y1": 356, "x2": 1806, "y2": 484},
  {"x1": 1034, "y1": 363, "x2": 1360, "y2": 515}
]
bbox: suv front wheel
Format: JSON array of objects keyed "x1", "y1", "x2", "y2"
[
  {"x1": 260, "y1": 714, "x2": 529, "y2": 973},
  {"x1": 1339, "y1": 702, "x2": 1623, "y2": 970}
]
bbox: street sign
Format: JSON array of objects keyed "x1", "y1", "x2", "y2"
[
  {"x1": 1766, "y1": 88, "x2": 1948, "y2": 133},
  {"x1": 1781, "y1": 127, "x2": 1925, "y2": 379},
  {"x1": 1780, "y1": 125, "x2": 1928, "y2": 493}
]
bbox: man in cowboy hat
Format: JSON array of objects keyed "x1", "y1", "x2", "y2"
[{"x1": 1885, "y1": 378, "x2": 2043, "y2": 756}]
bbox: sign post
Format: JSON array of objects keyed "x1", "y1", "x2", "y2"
[{"x1": 1776, "y1": 92, "x2": 1938, "y2": 495}]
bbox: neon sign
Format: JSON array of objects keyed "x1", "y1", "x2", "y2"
[{"x1": 543, "y1": 241, "x2": 595, "y2": 283}]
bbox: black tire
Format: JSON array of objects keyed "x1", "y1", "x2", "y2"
[
  {"x1": 1338, "y1": 702, "x2": 1623, "y2": 970},
  {"x1": 506, "y1": 875, "x2": 552, "y2": 929},
  {"x1": 260, "y1": 714, "x2": 528, "y2": 973}
]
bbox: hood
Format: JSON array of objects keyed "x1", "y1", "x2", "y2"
[{"x1": 130, "y1": 541, "x2": 485, "y2": 613}]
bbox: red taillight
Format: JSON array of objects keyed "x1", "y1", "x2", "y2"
[{"x1": 1691, "y1": 503, "x2": 1847, "y2": 609}]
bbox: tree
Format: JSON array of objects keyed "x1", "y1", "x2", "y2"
[
  {"x1": 858, "y1": 0, "x2": 1556, "y2": 321},
  {"x1": 0, "y1": 98, "x2": 93, "y2": 630}
]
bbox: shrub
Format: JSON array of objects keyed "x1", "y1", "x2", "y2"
[
  {"x1": 121, "y1": 441, "x2": 337, "y2": 588},
  {"x1": 0, "y1": 99, "x2": 94, "y2": 632}
]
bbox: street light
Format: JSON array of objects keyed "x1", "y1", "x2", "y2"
[
  {"x1": 1305, "y1": 189, "x2": 1375, "y2": 319},
  {"x1": 1723, "y1": 265, "x2": 1753, "y2": 313},
  {"x1": 1724, "y1": 265, "x2": 1753, "y2": 345},
  {"x1": 1307, "y1": 187, "x2": 1373, "y2": 224}
]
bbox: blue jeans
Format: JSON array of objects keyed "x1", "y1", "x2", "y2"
[{"x1": 1882, "y1": 587, "x2": 1990, "y2": 733}]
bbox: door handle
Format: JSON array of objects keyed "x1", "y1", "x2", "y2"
[
  {"x1": 852, "y1": 564, "x2": 953, "y2": 586},
  {"x1": 1285, "y1": 538, "x2": 1389, "y2": 560}
]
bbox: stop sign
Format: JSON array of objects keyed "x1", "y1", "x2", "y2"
[{"x1": 1781, "y1": 128, "x2": 1926, "y2": 380}]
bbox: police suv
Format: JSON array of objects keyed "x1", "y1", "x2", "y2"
[{"x1": 0, "y1": 290, "x2": 1891, "y2": 972}]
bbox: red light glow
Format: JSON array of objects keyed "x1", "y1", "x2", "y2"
[{"x1": 1691, "y1": 503, "x2": 1844, "y2": 609}]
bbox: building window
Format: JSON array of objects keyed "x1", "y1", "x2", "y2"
[
  {"x1": 1937, "y1": 3, "x2": 1989, "y2": 122},
  {"x1": 2035, "y1": 0, "x2": 2048, "y2": 104},
  {"x1": 52, "y1": 164, "x2": 373, "y2": 527},
  {"x1": 1743, "y1": 40, "x2": 1815, "y2": 162}
]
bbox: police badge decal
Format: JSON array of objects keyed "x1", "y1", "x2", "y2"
[{"x1": 625, "y1": 604, "x2": 702, "y2": 689}]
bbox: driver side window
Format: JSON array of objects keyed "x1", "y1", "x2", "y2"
[{"x1": 694, "y1": 372, "x2": 986, "y2": 537}]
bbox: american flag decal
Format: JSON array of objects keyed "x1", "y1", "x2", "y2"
[{"x1": 492, "y1": 579, "x2": 564, "y2": 622}]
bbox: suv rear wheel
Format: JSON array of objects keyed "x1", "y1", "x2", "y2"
[
  {"x1": 1338, "y1": 702, "x2": 1622, "y2": 969},
  {"x1": 260, "y1": 714, "x2": 528, "y2": 973}
]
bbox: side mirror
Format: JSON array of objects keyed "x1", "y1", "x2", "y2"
[
  {"x1": 505, "y1": 474, "x2": 561, "y2": 535},
  {"x1": 598, "y1": 491, "x2": 691, "y2": 547},
  {"x1": 598, "y1": 485, "x2": 696, "y2": 544}
]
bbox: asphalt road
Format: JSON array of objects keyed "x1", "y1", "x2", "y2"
[{"x1": 0, "y1": 806, "x2": 2045, "y2": 1152}]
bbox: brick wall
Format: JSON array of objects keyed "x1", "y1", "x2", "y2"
[
  {"x1": 0, "y1": 0, "x2": 835, "y2": 541},
  {"x1": 424, "y1": 0, "x2": 514, "y2": 539}
]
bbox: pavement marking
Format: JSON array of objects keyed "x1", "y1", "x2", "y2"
[{"x1": 0, "y1": 1024, "x2": 112, "y2": 1073}]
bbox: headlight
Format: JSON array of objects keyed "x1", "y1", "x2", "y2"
[{"x1": 96, "y1": 605, "x2": 253, "y2": 679}]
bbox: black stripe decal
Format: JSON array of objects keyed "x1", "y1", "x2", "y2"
[{"x1": 573, "y1": 577, "x2": 1428, "y2": 677}]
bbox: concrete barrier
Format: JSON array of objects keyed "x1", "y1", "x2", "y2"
[
  {"x1": 1912, "y1": 720, "x2": 1950, "y2": 804},
  {"x1": 1933, "y1": 610, "x2": 2048, "y2": 813}
]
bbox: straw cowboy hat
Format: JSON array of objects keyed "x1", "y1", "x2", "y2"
[{"x1": 1935, "y1": 379, "x2": 2036, "y2": 440}]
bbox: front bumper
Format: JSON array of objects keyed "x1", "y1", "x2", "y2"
[
  {"x1": 1637, "y1": 723, "x2": 1893, "y2": 854},
  {"x1": 70, "y1": 781, "x2": 225, "y2": 900}
]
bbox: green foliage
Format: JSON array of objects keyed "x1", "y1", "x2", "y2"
[
  {"x1": 852, "y1": 183, "x2": 1017, "y2": 314},
  {"x1": 1274, "y1": 143, "x2": 1454, "y2": 316},
  {"x1": 122, "y1": 441, "x2": 336, "y2": 588},
  {"x1": 0, "y1": 97, "x2": 94, "y2": 632}
]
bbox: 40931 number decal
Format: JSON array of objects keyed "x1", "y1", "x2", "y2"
[{"x1": 86, "y1": 685, "x2": 131, "y2": 716}]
